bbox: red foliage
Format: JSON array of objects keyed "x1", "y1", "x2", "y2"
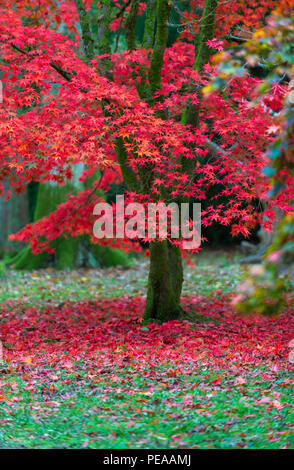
[
  {"x1": 1, "y1": 297, "x2": 293, "y2": 372},
  {"x1": 0, "y1": 1, "x2": 293, "y2": 252}
]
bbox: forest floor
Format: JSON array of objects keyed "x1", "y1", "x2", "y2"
[{"x1": 0, "y1": 250, "x2": 293, "y2": 449}]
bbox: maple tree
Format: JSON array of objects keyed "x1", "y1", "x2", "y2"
[{"x1": 0, "y1": 0, "x2": 293, "y2": 321}]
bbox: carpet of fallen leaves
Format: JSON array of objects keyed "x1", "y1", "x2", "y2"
[
  {"x1": 0, "y1": 288, "x2": 293, "y2": 449},
  {"x1": 0, "y1": 295, "x2": 293, "y2": 368}
]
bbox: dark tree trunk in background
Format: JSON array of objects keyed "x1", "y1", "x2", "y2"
[{"x1": 27, "y1": 181, "x2": 39, "y2": 222}]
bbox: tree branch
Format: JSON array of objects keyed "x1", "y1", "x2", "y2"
[
  {"x1": 204, "y1": 138, "x2": 227, "y2": 156},
  {"x1": 115, "y1": 138, "x2": 141, "y2": 192},
  {"x1": 125, "y1": 0, "x2": 140, "y2": 51},
  {"x1": 92, "y1": 0, "x2": 113, "y2": 77},
  {"x1": 10, "y1": 42, "x2": 73, "y2": 81},
  {"x1": 181, "y1": 0, "x2": 218, "y2": 174},
  {"x1": 142, "y1": 0, "x2": 156, "y2": 49},
  {"x1": 148, "y1": 0, "x2": 171, "y2": 97},
  {"x1": 115, "y1": 0, "x2": 132, "y2": 19},
  {"x1": 74, "y1": 0, "x2": 95, "y2": 61}
]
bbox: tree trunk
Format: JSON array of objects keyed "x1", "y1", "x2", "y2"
[{"x1": 143, "y1": 240, "x2": 183, "y2": 322}]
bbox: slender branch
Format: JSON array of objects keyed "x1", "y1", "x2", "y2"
[
  {"x1": 115, "y1": 138, "x2": 141, "y2": 192},
  {"x1": 204, "y1": 138, "x2": 227, "y2": 156},
  {"x1": 94, "y1": 0, "x2": 112, "y2": 55},
  {"x1": 114, "y1": 16, "x2": 124, "y2": 52},
  {"x1": 69, "y1": 171, "x2": 105, "y2": 217},
  {"x1": 115, "y1": 0, "x2": 132, "y2": 19},
  {"x1": 181, "y1": 0, "x2": 218, "y2": 175},
  {"x1": 148, "y1": 0, "x2": 171, "y2": 97},
  {"x1": 142, "y1": 0, "x2": 156, "y2": 49},
  {"x1": 182, "y1": 0, "x2": 218, "y2": 127},
  {"x1": 92, "y1": 0, "x2": 112, "y2": 77},
  {"x1": 74, "y1": 0, "x2": 95, "y2": 61},
  {"x1": 172, "y1": 0, "x2": 196, "y2": 35},
  {"x1": 10, "y1": 42, "x2": 72, "y2": 81}
]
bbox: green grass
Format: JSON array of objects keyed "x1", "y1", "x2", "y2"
[
  {"x1": 0, "y1": 250, "x2": 245, "y2": 304},
  {"x1": 0, "y1": 363, "x2": 293, "y2": 449},
  {"x1": 0, "y1": 250, "x2": 293, "y2": 449}
]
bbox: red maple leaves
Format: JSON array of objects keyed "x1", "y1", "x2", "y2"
[
  {"x1": 1, "y1": 296, "x2": 293, "y2": 371},
  {"x1": 0, "y1": 1, "x2": 293, "y2": 253}
]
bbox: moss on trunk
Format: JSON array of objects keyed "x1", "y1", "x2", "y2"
[
  {"x1": 143, "y1": 240, "x2": 183, "y2": 322},
  {"x1": 181, "y1": 0, "x2": 218, "y2": 129}
]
